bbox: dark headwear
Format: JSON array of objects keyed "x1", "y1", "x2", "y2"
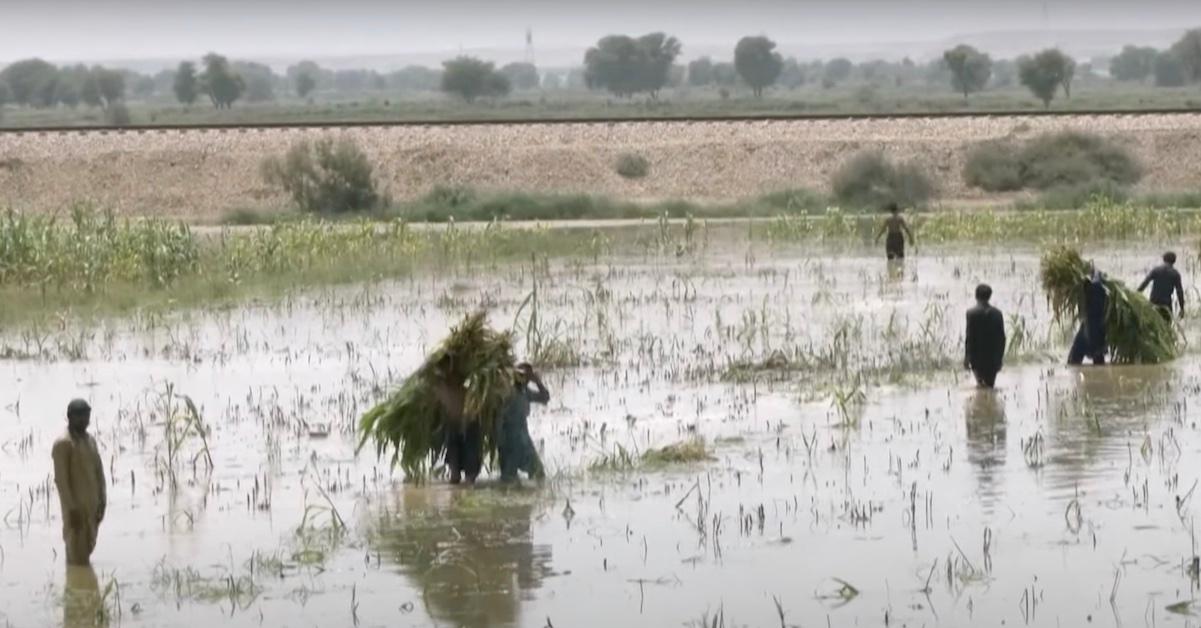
[
  {"x1": 886, "y1": 202, "x2": 899, "y2": 214},
  {"x1": 67, "y1": 399, "x2": 91, "y2": 417},
  {"x1": 975, "y1": 284, "x2": 992, "y2": 302},
  {"x1": 1164, "y1": 251, "x2": 1177, "y2": 265}
]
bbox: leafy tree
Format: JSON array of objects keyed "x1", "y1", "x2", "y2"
[
  {"x1": 1109, "y1": 45, "x2": 1157, "y2": 82},
  {"x1": 583, "y1": 32, "x2": 682, "y2": 98},
  {"x1": 200, "y1": 53, "x2": 245, "y2": 109},
  {"x1": 94, "y1": 67, "x2": 126, "y2": 107},
  {"x1": 1154, "y1": 52, "x2": 1187, "y2": 87},
  {"x1": 0, "y1": 58, "x2": 59, "y2": 107},
  {"x1": 942, "y1": 45, "x2": 992, "y2": 98},
  {"x1": 1170, "y1": 28, "x2": 1201, "y2": 82},
  {"x1": 823, "y1": 58, "x2": 853, "y2": 86},
  {"x1": 174, "y1": 61, "x2": 199, "y2": 105},
  {"x1": 296, "y1": 72, "x2": 316, "y2": 98},
  {"x1": 734, "y1": 36, "x2": 784, "y2": 98},
  {"x1": 687, "y1": 57, "x2": 714, "y2": 86},
  {"x1": 1018, "y1": 49, "x2": 1074, "y2": 107},
  {"x1": 53, "y1": 65, "x2": 88, "y2": 108},
  {"x1": 500, "y1": 62, "x2": 540, "y2": 90},
  {"x1": 440, "y1": 57, "x2": 510, "y2": 102}
]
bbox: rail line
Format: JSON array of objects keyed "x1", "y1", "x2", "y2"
[{"x1": 0, "y1": 107, "x2": 1198, "y2": 135}]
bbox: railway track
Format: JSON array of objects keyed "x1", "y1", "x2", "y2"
[{"x1": 1, "y1": 107, "x2": 1198, "y2": 135}]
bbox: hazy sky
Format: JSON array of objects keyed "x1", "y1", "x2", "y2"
[{"x1": 3, "y1": 0, "x2": 1200, "y2": 62}]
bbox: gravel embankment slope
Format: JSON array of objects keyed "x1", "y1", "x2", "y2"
[{"x1": 2, "y1": 114, "x2": 1200, "y2": 221}]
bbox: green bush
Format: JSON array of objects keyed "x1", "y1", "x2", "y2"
[
  {"x1": 963, "y1": 131, "x2": 1142, "y2": 193},
  {"x1": 1020, "y1": 131, "x2": 1142, "y2": 190},
  {"x1": 615, "y1": 153, "x2": 650, "y2": 179},
  {"x1": 963, "y1": 141, "x2": 1023, "y2": 192},
  {"x1": 261, "y1": 138, "x2": 382, "y2": 214},
  {"x1": 830, "y1": 151, "x2": 936, "y2": 210}
]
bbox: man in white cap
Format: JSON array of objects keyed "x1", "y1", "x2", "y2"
[{"x1": 52, "y1": 399, "x2": 106, "y2": 566}]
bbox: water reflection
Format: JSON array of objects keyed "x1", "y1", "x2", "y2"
[
  {"x1": 371, "y1": 487, "x2": 553, "y2": 628},
  {"x1": 964, "y1": 389, "x2": 1007, "y2": 509},
  {"x1": 63, "y1": 564, "x2": 104, "y2": 628},
  {"x1": 1043, "y1": 365, "x2": 1177, "y2": 493}
]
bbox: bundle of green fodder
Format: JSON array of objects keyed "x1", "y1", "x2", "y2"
[
  {"x1": 1039, "y1": 246, "x2": 1177, "y2": 364},
  {"x1": 357, "y1": 311, "x2": 518, "y2": 478}
]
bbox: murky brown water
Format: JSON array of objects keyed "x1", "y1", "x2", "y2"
[{"x1": 4, "y1": 237, "x2": 1201, "y2": 627}]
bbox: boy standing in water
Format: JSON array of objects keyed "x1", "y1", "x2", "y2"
[
  {"x1": 497, "y1": 363, "x2": 550, "y2": 483},
  {"x1": 52, "y1": 399, "x2": 106, "y2": 566},
  {"x1": 874, "y1": 203, "x2": 915, "y2": 260},
  {"x1": 964, "y1": 284, "x2": 1007, "y2": 388}
]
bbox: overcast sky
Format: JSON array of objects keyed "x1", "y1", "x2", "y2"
[{"x1": 3, "y1": 0, "x2": 1200, "y2": 63}]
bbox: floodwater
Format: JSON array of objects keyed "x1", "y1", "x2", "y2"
[{"x1": 4, "y1": 234, "x2": 1201, "y2": 628}]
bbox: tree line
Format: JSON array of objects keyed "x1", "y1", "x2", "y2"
[{"x1": 2, "y1": 28, "x2": 1200, "y2": 111}]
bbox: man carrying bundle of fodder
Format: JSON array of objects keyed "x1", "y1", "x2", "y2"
[
  {"x1": 1040, "y1": 246, "x2": 1178, "y2": 366},
  {"x1": 358, "y1": 311, "x2": 520, "y2": 483}
]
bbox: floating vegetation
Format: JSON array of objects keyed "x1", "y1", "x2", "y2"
[{"x1": 1039, "y1": 245, "x2": 1177, "y2": 364}]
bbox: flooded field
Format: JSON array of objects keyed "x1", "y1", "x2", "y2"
[{"x1": 4, "y1": 229, "x2": 1201, "y2": 627}]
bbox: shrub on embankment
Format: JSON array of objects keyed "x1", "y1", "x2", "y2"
[
  {"x1": 261, "y1": 138, "x2": 383, "y2": 214},
  {"x1": 964, "y1": 131, "x2": 1143, "y2": 202},
  {"x1": 830, "y1": 150, "x2": 937, "y2": 210}
]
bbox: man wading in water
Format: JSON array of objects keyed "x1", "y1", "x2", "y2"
[
  {"x1": 432, "y1": 355, "x2": 482, "y2": 484},
  {"x1": 497, "y1": 363, "x2": 550, "y2": 483},
  {"x1": 52, "y1": 399, "x2": 106, "y2": 566},
  {"x1": 964, "y1": 284, "x2": 1007, "y2": 388},
  {"x1": 1138, "y1": 251, "x2": 1185, "y2": 323},
  {"x1": 874, "y1": 203, "x2": 915, "y2": 260},
  {"x1": 1068, "y1": 263, "x2": 1109, "y2": 366}
]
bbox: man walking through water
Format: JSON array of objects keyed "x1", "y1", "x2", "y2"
[
  {"x1": 964, "y1": 284, "x2": 1006, "y2": 388},
  {"x1": 52, "y1": 399, "x2": 106, "y2": 566},
  {"x1": 432, "y1": 355, "x2": 482, "y2": 485},
  {"x1": 1068, "y1": 263, "x2": 1109, "y2": 366},
  {"x1": 1138, "y1": 251, "x2": 1185, "y2": 322},
  {"x1": 874, "y1": 203, "x2": 915, "y2": 260}
]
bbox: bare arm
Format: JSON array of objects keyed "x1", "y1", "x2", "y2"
[
  {"x1": 1137, "y1": 273, "x2": 1152, "y2": 292},
  {"x1": 874, "y1": 222, "x2": 887, "y2": 243},
  {"x1": 902, "y1": 218, "x2": 915, "y2": 246}
]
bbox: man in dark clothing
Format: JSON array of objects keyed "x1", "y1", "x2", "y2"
[
  {"x1": 497, "y1": 363, "x2": 550, "y2": 483},
  {"x1": 1068, "y1": 265, "x2": 1108, "y2": 365},
  {"x1": 964, "y1": 284, "x2": 1006, "y2": 388},
  {"x1": 1137, "y1": 251, "x2": 1185, "y2": 322}
]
